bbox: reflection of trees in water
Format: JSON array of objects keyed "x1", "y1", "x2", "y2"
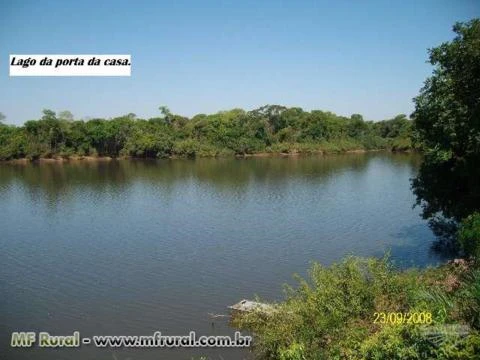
[
  {"x1": 183, "y1": 153, "x2": 374, "y2": 187},
  {"x1": 376, "y1": 223, "x2": 449, "y2": 268},
  {"x1": 412, "y1": 156, "x2": 480, "y2": 252},
  {"x1": 0, "y1": 153, "x2": 420, "y2": 211},
  {"x1": 0, "y1": 161, "x2": 132, "y2": 213}
]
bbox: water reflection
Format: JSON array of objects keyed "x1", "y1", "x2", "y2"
[{"x1": 0, "y1": 153, "x2": 421, "y2": 207}]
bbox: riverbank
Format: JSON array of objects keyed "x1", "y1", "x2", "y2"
[
  {"x1": 232, "y1": 256, "x2": 480, "y2": 359},
  {"x1": 2, "y1": 147, "x2": 414, "y2": 164}
]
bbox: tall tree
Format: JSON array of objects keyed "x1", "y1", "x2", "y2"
[
  {"x1": 58, "y1": 110, "x2": 74, "y2": 122},
  {"x1": 411, "y1": 19, "x2": 480, "y2": 249},
  {"x1": 159, "y1": 105, "x2": 172, "y2": 124}
]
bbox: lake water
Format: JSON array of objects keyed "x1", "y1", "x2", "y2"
[{"x1": 0, "y1": 153, "x2": 442, "y2": 359}]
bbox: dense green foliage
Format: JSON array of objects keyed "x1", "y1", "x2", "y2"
[
  {"x1": 458, "y1": 213, "x2": 480, "y2": 260},
  {"x1": 411, "y1": 19, "x2": 480, "y2": 251},
  {"x1": 0, "y1": 106, "x2": 413, "y2": 160},
  {"x1": 233, "y1": 257, "x2": 480, "y2": 360}
]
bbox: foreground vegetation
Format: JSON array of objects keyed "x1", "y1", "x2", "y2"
[
  {"x1": 233, "y1": 256, "x2": 480, "y2": 360},
  {"x1": 233, "y1": 19, "x2": 480, "y2": 360},
  {"x1": 0, "y1": 106, "x2": 413, "y2": 161}
]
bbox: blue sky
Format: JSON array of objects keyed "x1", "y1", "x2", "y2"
[{"x1": 0, "y1": 0, "x2": 478, "y2": 124}]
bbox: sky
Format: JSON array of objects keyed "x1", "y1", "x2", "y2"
[{"x1": 0, "y1": 0, "x2": 478, "y2": 124}]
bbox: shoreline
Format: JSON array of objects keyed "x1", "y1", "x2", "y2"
[{"x1": 1, "y1": 148, "x2": 414, "y2": 164}]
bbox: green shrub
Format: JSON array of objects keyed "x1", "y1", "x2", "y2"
[
  {"x1": 457, "y1": 269, "x2": 480, "y2": 330},
  {"x1": 173, "y1": 139, "x2": 199, "y2": 158},
  {"x1": 458, "y1": 213, "x2": 480, "y2": 259},
  {"x1": 390, "y1": 137, "x2": 412, "y2": 152},
  {"x1": 233, "y1": 257, "x2": 480, "y2": 360},
  {"x1": 279, "y1": 342, "x2": 306, "y2": 360}
]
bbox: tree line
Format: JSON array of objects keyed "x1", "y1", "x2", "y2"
[{"x1": 0, "y1": 106, "x2": 413, "y2": 161}]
